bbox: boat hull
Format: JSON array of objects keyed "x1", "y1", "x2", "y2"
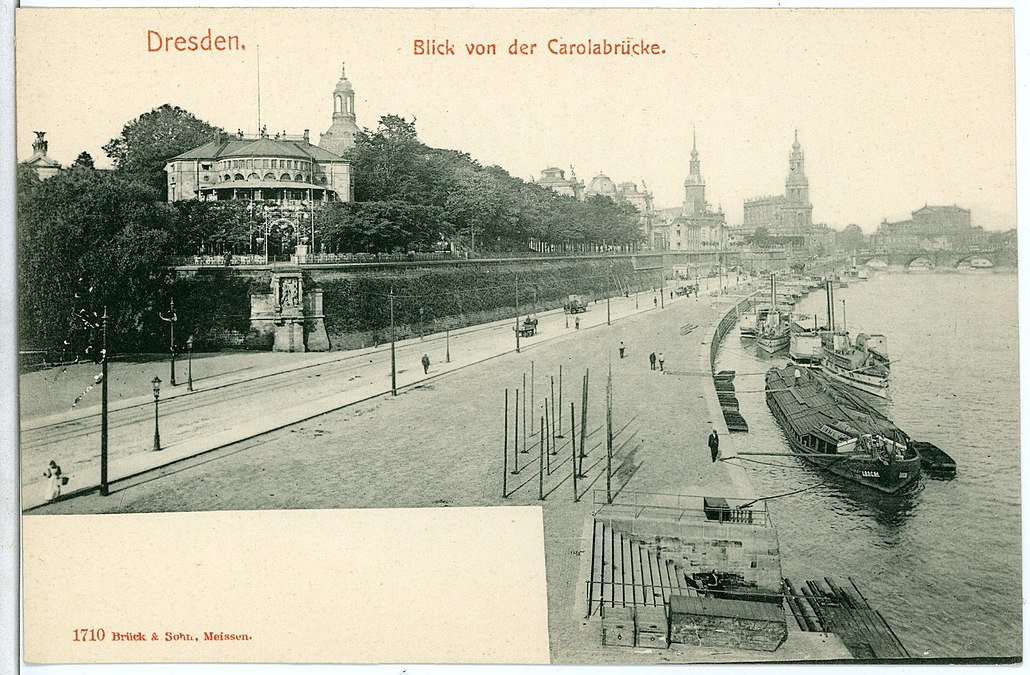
[
  {"x1": 766, "y1": 388, "x2": 919, "y2": 494},
  {"x1": 757, "y1": 333, "x2": 789, "y2": 354},
  {"x1": 821, "y1": 361, "x2": 890, "y2": 400}
]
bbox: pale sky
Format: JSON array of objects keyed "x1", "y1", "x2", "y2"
[{"x1": 16, "y1": 8, "x2": 1016, "y2": 232}]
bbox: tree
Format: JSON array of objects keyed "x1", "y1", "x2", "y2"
[
  {"x1": 17, "y1": 163, "x2": 173, "y2": 352},
  {"x1": 838, "y1": 223, "x2": 866, "y2": 253},
  {"x1": 72, "y1": 151, "x2": 95, "y2": 169},
  {"x1": 103, "y1": 104, "x2": 224, "y2": 198}
]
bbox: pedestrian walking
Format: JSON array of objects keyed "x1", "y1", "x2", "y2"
[
  {"x1": 43, "y1": 459, "x2": 63, "y2": 502},
  {"x1": 708, "y1": 430, "x2": 720, "y2": 462},
  {"x1": 653, "y1": 296, "x2": 658, "y2": 308},
  {"x1": 619, "y1": 341, "x2": 626, "y2": 359},
  {"x1": 421, "y1": 353, "x2": 430, "y2": 374},
  {"x1": 649, "y1": 352, "x2": 656, "y2": 370},
  {"x1": 575, "y1": 316, "x2": 580, "y2": 330},
  {"x1": 657, "y1": 352, "x2": 665, "y2": 371},
  {"x1": 793, "y1": 367, "x2": 802, "y2": 386}
]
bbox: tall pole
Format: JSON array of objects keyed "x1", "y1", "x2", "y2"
[
  {"x1": 530, "y1": 361, "x2": 535, "y2": 435},
  {"x1": 550, "y1": 377, "x2": 556, "y2": 447},
  {"x1": 99, "y1": 307, "x2": 109, "y2": 496},
  {"x1": 544, "y1": 399, "x2": 551, "y2": 474},
  {"x1": 513, "y1": 389, "x2": 520, "y2": 474},
  {"x1": 538, "y1": 415, "x2": 545, "y2": 500},
  {"x1": 580, "y1": 369, "x2": 589, "y2": 465},
  {"x1": 152, "y1": 380, "x2": 162, "y2": 452},
  {"x1": 445, "y1": 328, "x2": 450, "y2": 363},
  {"x1": 606, "y1": 363, "x2": 613, "y2": 505},
  {"x1": 571, "y1": 402, "x2": 578, "y2": 501},
  {"x1": 186, "y1": 337, "x2": 194, "y2": 392},
  {"x1": 160, "y1": 298, "x2": 178, "y2": 386},
  {"x1": 522, "y1": 373, "x2": 528, "y2": 454},
  {"x1": 558, "y1": 365, "x2": 563, "y2": 437},
  {"x1": 390, "y1": 288, "x2": 397, "y2": 396},
  {"x1": 503, "y1": 389, "x2": 509, "y2": 498}
]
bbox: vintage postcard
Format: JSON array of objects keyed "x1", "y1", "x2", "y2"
[{"x1": 15, "y1": 6, "x2": 1019, "y2": 667}]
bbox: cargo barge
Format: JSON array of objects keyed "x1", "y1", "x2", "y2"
[{"x1": 765, "y1": 366, "x2": 921, "y2": 493}]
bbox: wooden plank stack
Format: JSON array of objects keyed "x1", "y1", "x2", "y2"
[{"x1": 782, "y1": 576, "x2": 911, "y2": 659}]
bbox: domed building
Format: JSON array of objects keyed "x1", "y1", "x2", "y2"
[
  {"x1": 534, "y1": 166, "x2": 584, "y2": 199},
  {"x1": 164, "y1": 64, "x2": 357, "y2": 205},
  {"x1": 584, "y1": 172, "x2": 618, "y2": 199}
]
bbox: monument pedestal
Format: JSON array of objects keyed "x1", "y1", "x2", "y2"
[{"x1": 248, "y1": 266, "x2": 330, "y2": 352}]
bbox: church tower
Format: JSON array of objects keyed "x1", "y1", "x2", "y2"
[
  {"x1": 783, "y1": 129, "x2": 813, "y2": 227},
  {"x1": 683, "y1": 128, "x2": 707, "y2": 215},
  {"x1": 319, "y1": 63, "x2": 360, "y2": 156}
]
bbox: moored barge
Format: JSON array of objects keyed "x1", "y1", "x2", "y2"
[{"x1": 765, "y1": 366, "x2": 921, "y2": 493}]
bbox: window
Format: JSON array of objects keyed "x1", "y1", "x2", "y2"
[
  {"x1": 263, "y1": 172, "x2": 275, "y2": 180},
  {"x1": 201, "y1": 163, "x2": 213, "y2": 170},
  {"x1": 280, "y1": 173, "x2": 291, "y2": 181}
]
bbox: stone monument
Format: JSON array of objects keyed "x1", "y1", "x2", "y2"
[{"x1": 248, "y1": 266, "x2": 329, "y2": 352}]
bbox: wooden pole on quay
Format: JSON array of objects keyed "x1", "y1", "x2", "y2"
[
  {"x1": 539, "y1": 415, "x2": 545, "y2": 500},
  {"x1": 580, "y1": 369, "x2": 589, "y2": 469},
  {"x1": 513, "y1": 389, "x2": 520, "y2": 474},
  {"x1": 571, "y1": 402, "x2": 578, "y2": 502},
  {"x1": 545, "y1": 399, "x2": 551, "y2": 474},
  {"x1": 531, "y1": 361, "x2": 535, "y2": 435},
  {"x1": 503, "y1": 389, "x2": 509, "y2": 498},
  {"x1": 550, "y1": 377, "x2": 557, "y2": 449},
  {"x1": 522, "y1": 374, "x2": 528, "y2": 454},
  {"x1": 558, "y1": 365, "x2": 563, "y2": 437},
  {"x1": 606, "y1": 362, "x2": 613, "y2": 504}
]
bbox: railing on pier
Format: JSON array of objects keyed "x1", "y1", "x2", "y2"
[{"x1": 591, "y1": 489, "x2": 772, "y2": 527}]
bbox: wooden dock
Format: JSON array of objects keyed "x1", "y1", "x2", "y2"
[{"x1": 783, "y1": 576, "x2": 910, "y2": 659}]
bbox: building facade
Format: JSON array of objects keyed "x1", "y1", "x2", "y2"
[
  {"x1": 165, "y1": 65, "x2": 355, "y2": 205},
  {"x1": 534, "y1": 166, "x2": 584, "y2": 199},
  {"x1": 655, "y1": 132, "x2": 726, "y2": 251},
  {"x1": 737, "y1": 130, "x2": 822, "y2": 250},
  {"x1": 871, "y1": 205, "x2": 986, "y2": 252}
]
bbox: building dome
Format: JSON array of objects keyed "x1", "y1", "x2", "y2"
[{"x1": 586, "y1": 173, "x2": 617, "y2": 196}]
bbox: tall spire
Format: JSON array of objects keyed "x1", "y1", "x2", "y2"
[{"x1": 691, "y1": 126, "x2": 698, "y2": 159}]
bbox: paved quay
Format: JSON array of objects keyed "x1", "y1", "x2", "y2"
[
  {"x1": 26, "y1": 275, "x2": 849, "y2": 662},
  {"x1": 22, "y1": 284, "x2": 727, "y2": 510}
]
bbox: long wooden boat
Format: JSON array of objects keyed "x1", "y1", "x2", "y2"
[{"x1": 765, "y1": 366, "x2": 921, "y2": 493}]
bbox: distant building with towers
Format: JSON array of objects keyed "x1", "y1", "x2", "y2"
[
  {"x1": 535, "y1": 168, "x2": 655, "y2": 244},
  {"x1": 736, "y1": 130, "x2": 831, "y2": 251},
  {"x1": 164, "y1": 63, "x2": 356, "y2": 204},
  {"x1": 654, "y1": 130, "x2": 726, "y2": 251},
  {"x1": 742, "y1": 130, "x2": 813, "y2": 233}
]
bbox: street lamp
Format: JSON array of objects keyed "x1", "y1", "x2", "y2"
[
  {"x1": 151, "y1": 376, "x2": 162, "y2": 451},
  {"x1": 159, "y1": 298, "x2": 177, "y2": 385},
  {"x1": 186, "y1": 335, "x2": 194, "y2": 392}
]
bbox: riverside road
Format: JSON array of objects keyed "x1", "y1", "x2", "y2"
[
  {"x1": 22, "y1": 285, "x2": 729, "y2": 511},
  {"x1": 24, "y1": 276, "x2": 854, "y2": 662}
]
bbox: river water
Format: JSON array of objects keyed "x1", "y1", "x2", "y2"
[{"x1": 715, "y1": 272, "x2": 1021, "y2": 659}]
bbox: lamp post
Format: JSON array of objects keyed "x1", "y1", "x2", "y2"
[
  {"x1": 100, "y1": 306, "x2": 109, "y2": 496},
  {"x1": 186, "y1": 335, "x2": 194, "y2": 392},
  {"x1": 151, "y1": 376, "x2": 162, "y2": 451},
  {"x1": 389, "y1": 288, "x2": 397, "y2": 396},
  {"x1": 159, "y1": 298, "x2": 177, "y2": 385}
]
